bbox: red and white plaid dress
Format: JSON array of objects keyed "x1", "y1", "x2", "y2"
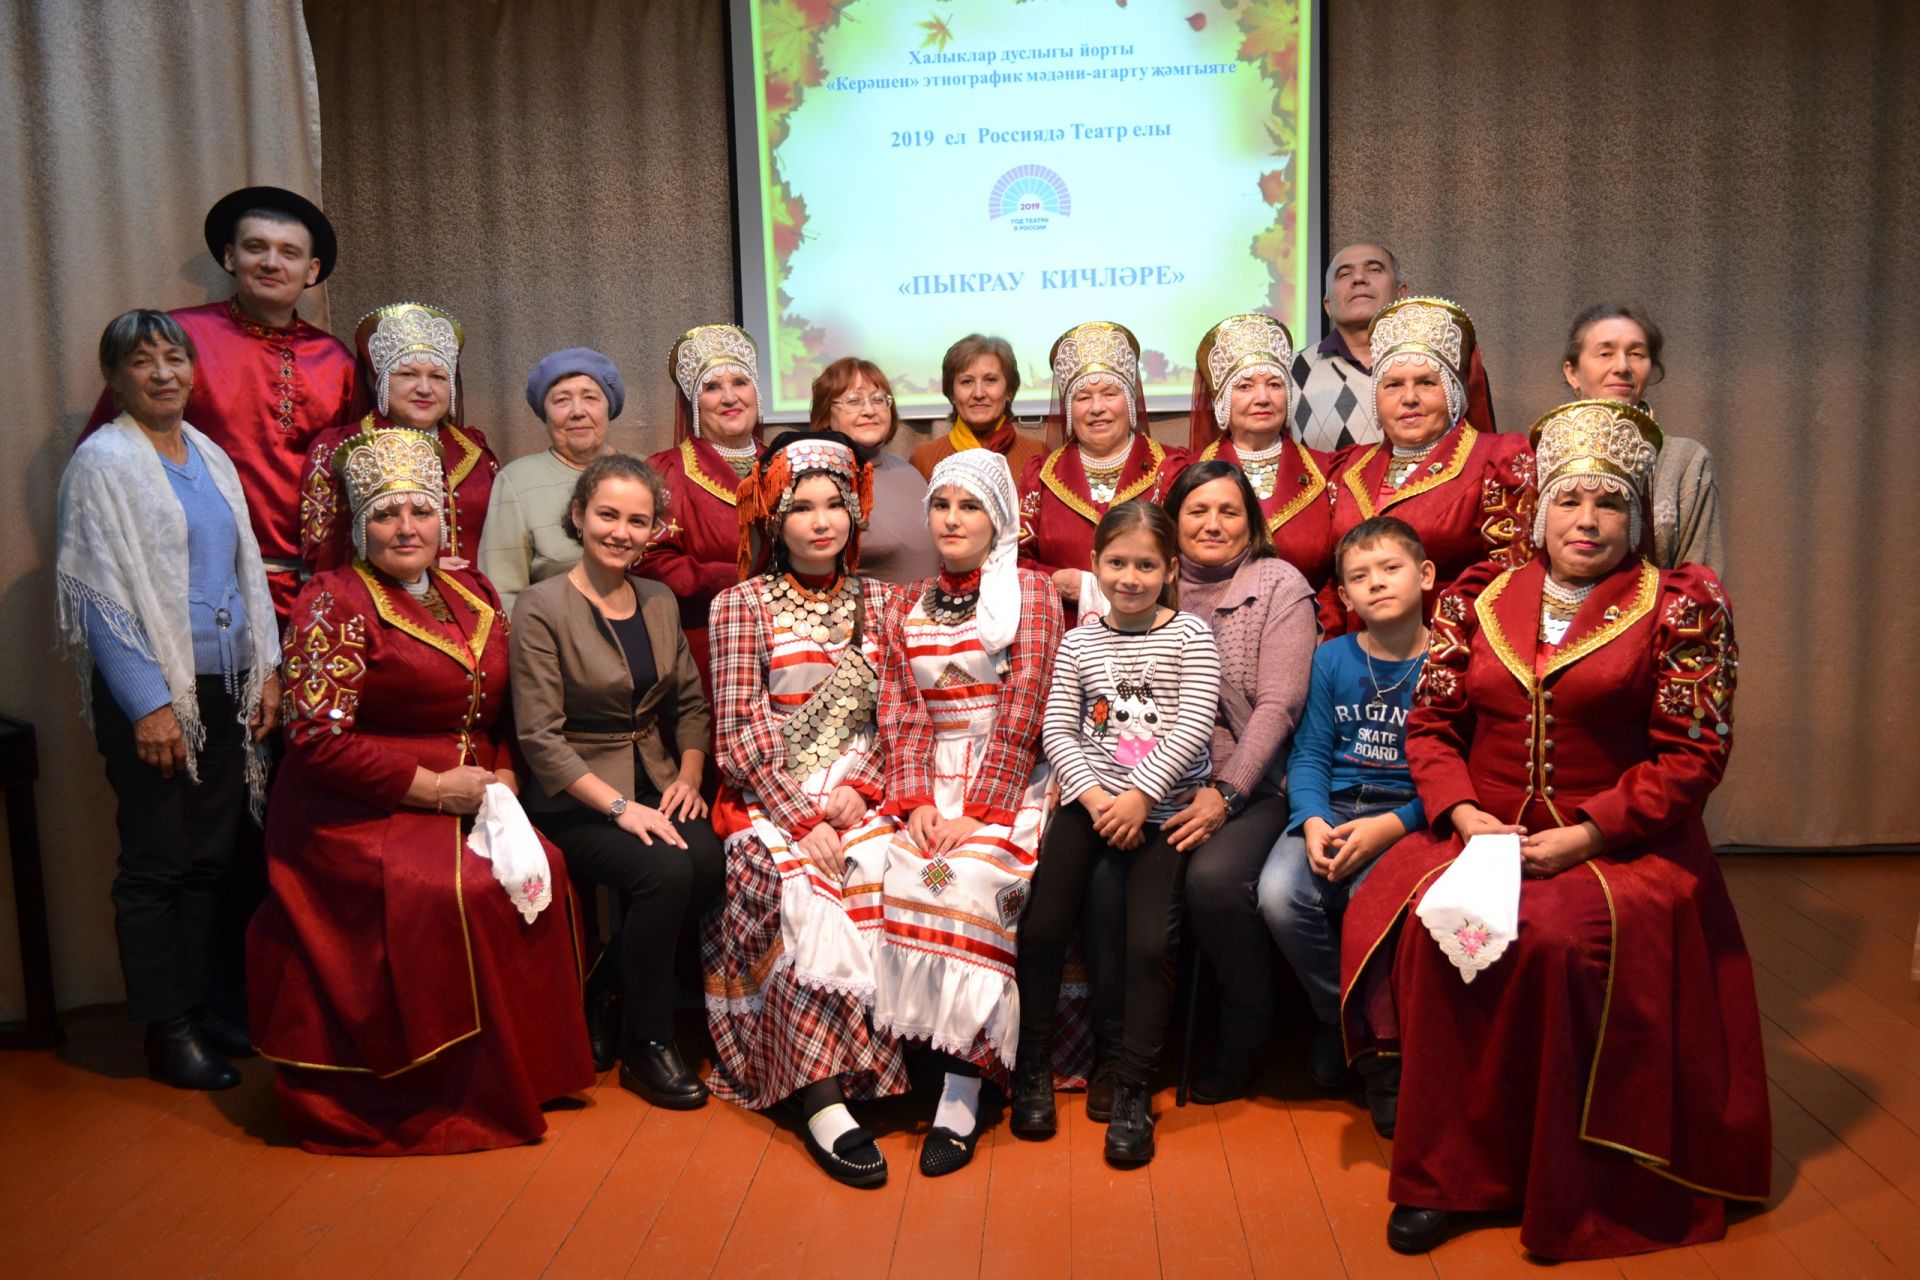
[{"x1": 701, "y1": 575, "x2": 909, "y2": 1109}]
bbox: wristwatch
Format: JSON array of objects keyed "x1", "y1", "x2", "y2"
[
  {"x1": 1210, "y1": 779, "x2": 1247, "y2": 817},
  {"x1": 607, "y1": 796, "x2": 628, "y2": 821}
]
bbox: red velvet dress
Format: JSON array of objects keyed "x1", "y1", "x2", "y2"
[
  {"x1": 1017, "y1": 433, "x2": 1187, "y2": 619},
  {"x1": 250, "y1": 564, "x2": 593, "y2": 1155},
  {"x1": 299, "y1": 415, "x2": 498, "y2": 574},
  {"x1": 1323, "y1": 424, "x2": 1535, "y2": 634},
  {"x1": 84, "y1": 300, "x2": 367, "y2": 624},
  {"x1": 1193, "y1": 434, "x2": 1335, "y2": 612},
  {"x1": 1339, "y1": 557, "x2": 1767, "y2": 1259},
  {"x1": 635, "y1": 438, "x2": 759, "y2": 701}
]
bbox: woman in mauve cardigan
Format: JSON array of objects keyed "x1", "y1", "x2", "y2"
[{"x1": 1145, "y1": 460, "x2": 1315, "y2": 1105}]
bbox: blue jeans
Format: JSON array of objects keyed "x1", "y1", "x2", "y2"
[{"x1": 1256, "y1": 785, "x2": 1414, "y2": 1025}]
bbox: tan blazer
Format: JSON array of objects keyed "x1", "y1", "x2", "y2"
[{"x1": 509, "y1": 572, "x2": 713, "y2": 814}]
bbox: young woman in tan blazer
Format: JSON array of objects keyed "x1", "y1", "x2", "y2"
[{"x1": 509, "y1": 454, "x2": 723, "y2": 1108}]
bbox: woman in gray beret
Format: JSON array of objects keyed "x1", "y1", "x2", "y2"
[{"x1": 479, "y1": 347, "x2": 625, "y2": 613}]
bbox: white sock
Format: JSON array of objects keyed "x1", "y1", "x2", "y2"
[
  {"x1": 806, "y1": 1101, "x2": 860, "y2": 1150},
  {"x1": 933, "y1": 1072, "x2": 983, "y2": 1134}
]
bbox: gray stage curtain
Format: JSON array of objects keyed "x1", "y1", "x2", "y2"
[
  {"x1": 0, "y1": 0, "x2": 329, "y2": 1014},
  {"x1": 1327, "y1": 0, "x2": 1918, "y2": 846},
  {"x1": 303, "y1": 0, "x2": 735, "y2": 464}
]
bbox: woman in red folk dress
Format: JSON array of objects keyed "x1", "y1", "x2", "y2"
[
  {"x1": 1188, "y1": 313, "x2": 1336, "y2": 621},
  {"x1": 250, "y1": 426, "x2": 592, "y2": 1155},
  {"x1": 636, "y1": 324, "x2": 768, "y2": 702},
  {"x1": 1323, "y1": 297, "x2": 1533, "y2": 634},
  {"x1": 1338, "y1": 400, "x2": 1767, "y2": 1259},
  {"x1": 701, "y1": 432, "x2": 909, "y2": 1188},
  {"x1": 1018, "y1": 321, "x2": 1186, "y2": 622},
  {"x1": 299, "y1": 302, "x2": 498, "y2": 574},
  {"x1": 873, "y1": 449, "x2": 1065, "y2": 1177}
]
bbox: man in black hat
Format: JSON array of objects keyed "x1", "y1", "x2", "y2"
[{"x1": 87, "y1": 186, "x2": 365, "y2": 625}]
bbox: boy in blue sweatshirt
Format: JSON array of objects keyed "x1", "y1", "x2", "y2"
[{"x1": 1258, "y1": 516, "x2": 1432, "y2": 1133}]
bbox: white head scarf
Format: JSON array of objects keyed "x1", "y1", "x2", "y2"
[{"x1": 925, "y1": 449, "x2": 1021, "y2": 657}]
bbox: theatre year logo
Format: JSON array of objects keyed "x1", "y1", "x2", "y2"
[{"x1": 988, "y1": 165, "x2": 1070, "y2": 233}]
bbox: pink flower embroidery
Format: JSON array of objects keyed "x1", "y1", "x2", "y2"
[{"x1": 1453, "y1": 923, "x2": 1490, "y2": 957}]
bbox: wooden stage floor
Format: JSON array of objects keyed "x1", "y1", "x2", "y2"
[{"x1": 3, "y1": 853, "x2": 1917, "y2": 1279}]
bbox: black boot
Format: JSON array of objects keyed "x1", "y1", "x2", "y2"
[
  {"x1": 584, "y1": 990, "x2": 620, "y2": 1073},
  {"x1": 1084, "y1": 1059, "x2": 1117, "y2": 1121},
  {"x1": 1387, "y1": 1205, "x2": 1453, "y2": 1253},
  {"x1": 1357, "y1": 1053, "x2": 1400, "y2": 1138},
  {"x1": 1103, "y1": 1079, "x2": 1155, "y2": 1166},
  {"x1": 145, "y1": 1014, "x2": 241, "y2": 1091},
  {"x1": 1188, "y1": 1046, "x2": 1256, "y2": 1105},
  {"x1": 1307, "y1": 1022, "x2": 1353, "y2": 1089},
  {"x1": 619, "y1": 1041, "x2": 708, "y2": 1110},
  {"x1": 193, "y1": 1005, "x2": 256, "y2": 1059},
  {"x1": 1008, "y1": 1054, "x2": 1056, "y2": 1138}
]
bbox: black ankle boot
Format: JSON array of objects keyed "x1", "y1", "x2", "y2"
[
  {"x1": 619, "y1": 1041, "x2": 708, "y2": 1110},
  {"x1": 193, "y1": 1005, "x2": 255, "y2": 1059},
  {"x1": 584, "y1": 990, "x2": 620, "y2": 1073},
  {"x1": 1008, "y1": 1055, "x2": 1056, "y2": 1138},
  {"x1": 1103, "y1": 1079, "x2": 1155, "y2": 1165},
  {"x1": 1357, "y1": 1053, "x2": 1401, "y2": 1138},
  {"x1": 1084, "y1": 1059, "x2": 1117, "y2": 1121},
  {"x1": 145, "y1": 1014, "x2": 241, "y2": 1091},
  {"x1": 1387, "y1": 1205, "x2": 1453, "y2": 1253}
]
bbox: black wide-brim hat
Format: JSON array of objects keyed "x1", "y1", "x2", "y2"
[{"x1": 203, "y1": 185, "x2": 337, "y2": 284}]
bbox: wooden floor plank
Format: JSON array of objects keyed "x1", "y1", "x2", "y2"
[{"x1": 3, "y1": 854, "x2": 1919, "y2": 1279}]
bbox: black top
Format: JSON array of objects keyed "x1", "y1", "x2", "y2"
[{"x1": 601, "y1": 607, "x2": 658, "y2": 706}]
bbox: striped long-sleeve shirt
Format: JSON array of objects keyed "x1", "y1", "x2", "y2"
[{"x1": 1042, "y1": 612, "x2": 1221, "y2": 822}]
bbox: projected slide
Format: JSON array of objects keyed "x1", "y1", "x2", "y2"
[{"x1": 729, "y1": 0, "x2": 1319, "y2": 418}]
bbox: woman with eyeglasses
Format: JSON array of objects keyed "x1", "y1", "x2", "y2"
[{"x1": 811, "y1": 357, "x2": 938, "y2": 586}]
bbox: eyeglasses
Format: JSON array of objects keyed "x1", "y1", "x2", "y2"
[{"x1": 833, "y1": 394, "x2": 892, "y2": 411}]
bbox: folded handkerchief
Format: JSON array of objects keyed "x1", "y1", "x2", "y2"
[
  {"x1": 1415, "y1": 832, "x2": 1522, "y2": 982},
  {"x1": 467, "y1": 782, "x2": 553, "y2": 924}
]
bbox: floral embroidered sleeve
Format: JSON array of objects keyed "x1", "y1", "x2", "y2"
[
  {"x1": 632, "y1": 465, "x2": 740, "y2": 602},
  {"x1": 1407, "y1": 561, "x2": 1501, "y2": 832},
  {"x1": 279, "y1": 578, "x2": 414, "y2": 807},
  {"x1": 1576, "y1": 565, "x2": 1736, "y2": 846},
  {"x1": 964, "y1": 570, "x2": 1064, "y2": 823},
  {"x1": 298, "y1": 434, "x2": 352, "y2": 573},
  {"x1": 708, "y1": 582, "x2": 826, "y2": 835},
  {"x1": 1478, "y1": 437, "x2": 1537, "y2": 572},
  {"x1": 1014, "y1": 453, "x2": 1070, "y2": 579},
  {"x1": 878, "y1": 582, "x2": 938, "y2": 817}
]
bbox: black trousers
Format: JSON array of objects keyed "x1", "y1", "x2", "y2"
[
  {"x1": 1015, "y1": 801, "x2": 1185, "y2": 1089},
  {"x1": 1170, "y1": 793, "x2": 1292, "y2": 1054},
  {"x1": 92, "y1": 672, "x2": 251, "y2": 1023},
  {"x1": 534, "y1": 795, "x2": 724, "y2": 1053}
]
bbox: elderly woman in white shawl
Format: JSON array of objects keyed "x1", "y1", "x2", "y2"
[
  {"x1": 875, "y1": 449, "x2": 1064, "y2": 1177},
  {"x1": 56, "y1": 309, "x2": 281, "y2": 1092}
]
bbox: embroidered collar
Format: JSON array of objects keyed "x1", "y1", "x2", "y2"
[
  {"x1": 1039, "y1": 434, "x2": 1167, "y2": 525},
  {"x1": 1474, "y1": 556, "x2": 1658, "y2": 689},
  {"x1": 354, "y1": 560, "x2": 496, "y2": 673},
  {"x1": 680, "y1": 437, "x2": 754, "y2": 506},
  {"x1": 1341, "y1": 424, "x2": 1478, "y2": 518},
  {"x1": 226, "y1": 298, "x2": 301, "y2": 341}
]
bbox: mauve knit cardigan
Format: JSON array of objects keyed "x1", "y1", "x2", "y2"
[{"x1": 1178, "y1": 552, "x2": 1318, "y2": 798}]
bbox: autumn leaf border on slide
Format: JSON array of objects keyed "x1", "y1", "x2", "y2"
[{"x1": 753, "y1": 0, "x2": 1311, "y2": 406}]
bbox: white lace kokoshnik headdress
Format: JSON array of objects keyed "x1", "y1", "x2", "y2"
[
  {"x1": 924, "y1": 449, "x2": 1020, "y2": 656},
  {"x1": 1052, "y1": 321, "x2": 1141, "y2": 443},
  {"x1": 1201, "y1": 313, "x2": 1296, "y2": 436},
  {"x1": 1369, "y1": 297, "x2": 1474, "y2": 432},
  {"x1": 1528, "y1": 399, "x2": 1664, "y2": 549},
  {"x1": 670, "y1": 324, "x2": 762, "y2": 439},
  {"x1": 334, "y1": 426, "x2": 449, "y2": 556},
  {"x1": 363, "y1": 303, "x2": 463, "y2": 420}
]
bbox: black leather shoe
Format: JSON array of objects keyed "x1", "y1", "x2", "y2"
[
  {"x1": 1103, "y1": 1079, "x2": 1155, "y2": 1165},
  {"x1": 193, "y1": 1005, "x2": 256, "y2": 1059},
  {"x1": 1357, "y1": 1054, "x2": 1400, "y2": 1139},
  {"x1": 619, "y1": 1041, "x2": 708, "y2": 1110},
  {"x1": 1308, "y1": 1023, "x2": 1354, "y2": 1090},
  {"x1": 1188, "y1": 1049, "x2": 1255, "y2": 1105},
  {"x1": 145, "y1": 1014, "x2": 241, "y2": 1091},
  {"x1": 918, "y1": 1124, "x2": 983, "y2": 1177},
  {"x1": 1084, "y1": 1059, "x2": 1117, "y2": 1121},
  {"x1": 585, "y1": 991, "x2": 620, "y2": 1073},
  {"x1": 1387, "y1": 1205, "x2": 1452, "y2": 1254},
  {"x1": 1008, "y1": 1056, "x2": 1056, "y2": 1138},
  {"x1": 803, "y1": 1122, "x2": 888, "y2": 1187}
]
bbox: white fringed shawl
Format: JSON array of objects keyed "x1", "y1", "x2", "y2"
[{"x1": 55, "y1": 415, "x2": 281, "y2": 813}]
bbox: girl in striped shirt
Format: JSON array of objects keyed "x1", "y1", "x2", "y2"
[{"x1": 1011, "y1": 500, "x2": 1222, "y2": 1166}]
